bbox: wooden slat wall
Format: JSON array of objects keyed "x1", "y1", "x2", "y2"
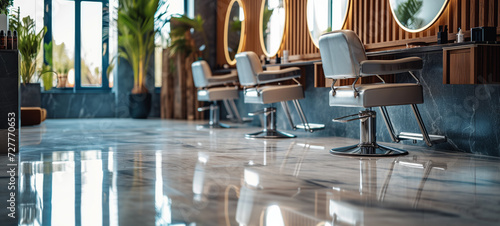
[{"x1": 216, "y1": 0, "x2": 500, "y2": 66}]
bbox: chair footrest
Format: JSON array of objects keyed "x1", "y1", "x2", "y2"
[
  {"x1": 398, "y1": 132, "x2": 447, "y2": 144},
  {"x1": 241, "y1": 117, "x2": 253, "y2": 122},
  {"x1": 226, "y1": 115, "x2": 253, "y2": 123},
  {"x1": 248, "y1": 108, "x2": 275, "y2": 116},
  {"x1": 332, "y1": 113, "x2": 370, "y2": 123},
  {"x1": 295, "y1": 123, "x2": 325, "y2": 132},
  {"x1": 197, "y1": 106, "x2": 211, "y2": 112}
]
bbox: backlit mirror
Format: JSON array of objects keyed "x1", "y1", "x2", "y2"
[
  {"x1": 224, "y1": 0, "x2": 245, "y2": 65},
  {"x1": 260, "y1": 0, "x2": 286, "y2": 57},
  {"x1": 389, "y1": 0, "x2": 449, "y2": 32},
  {"x1": 307, "y1": 0, "x2": 350, "y2": 48}
]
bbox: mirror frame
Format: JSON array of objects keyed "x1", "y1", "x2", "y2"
[
  {"x1": 259, "y1": 0, "x2": 288, "y2": 57},
  {"x1": 306, "y1": 0, "x2": 351, "y2": 48},
  {"x1": 389, "y1": 0, "x2": 449, "y2": 33},
  {"x1": 224, "y1": 0, "x2": 246, "y2": 65}
]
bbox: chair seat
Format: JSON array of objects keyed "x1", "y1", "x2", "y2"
[
  {"x1": 198, "y1": 87, "x2": 239, "y2": 101},
  {"x1": 329, "y1": 83, "x2": 423, "y2": 108},
  {"x1": 244, "y1": 85, "x2": 304, "y2": 104}
]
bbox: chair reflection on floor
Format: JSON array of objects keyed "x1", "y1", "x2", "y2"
[{"x1": 226, "y1": 146, "x2": 448, "y2": 225}]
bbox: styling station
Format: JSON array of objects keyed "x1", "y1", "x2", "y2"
[{"x1": 4, "y1": 0, "x2": 500, "y2": 225}]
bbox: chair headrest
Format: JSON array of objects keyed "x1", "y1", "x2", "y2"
[
  {"x1": 319, "y1": 30, "x2": 367, "y2": 79},
  {"x1": 192, "y1": 60, "x2": 212, "y2": 88},
  {"x1": 235, "y1": 52, "x2": 263, "y2": 86}
]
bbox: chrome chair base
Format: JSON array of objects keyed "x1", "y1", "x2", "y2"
[
  {"x1": 245, "y1": 129, "x2": 296, "y2": 139},
  {"x1": 330, "y1": 143, "x2": 408, "y2": 157},
  {"x1": 330, "y1": 109, "x2": 409, "y2": 157},
  {"x1": 247, "y1": 107, "x2": 297, "y2": 139},
  {"x1": 198, "y1": 103, "x2": 234, "y2": 129}
]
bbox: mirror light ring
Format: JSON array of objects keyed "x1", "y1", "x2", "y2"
[
  {"x1": 259, "y1": 0, "x2": 288, "y2": 57},
  {"x1": 306, "y1": 0, "x2": 351, "y2": 48},
  {"x1": 224, "y1": 0, "x2": 246, "y2": 65},
  {"x1": 389, "y1": 0, "x2": 450, "y2": 33}
]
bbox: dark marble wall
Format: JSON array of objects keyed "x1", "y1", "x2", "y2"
[
  {"x1": 235, "y1": 51, "x2": 500, "y2": 157},
  {"x1": 194, "y1": 0, "x2": 217, "y2": 68},
  {"x1": 41, "y1": 93, "x2": 116, "y2": 118},
  {"x1": 0, "y1": 51, "x2": 19, "y2": 226}
]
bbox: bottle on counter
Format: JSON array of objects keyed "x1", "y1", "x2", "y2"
[
  {"x1": 0, "y1": 30, "x2": 6, "y2": 50},
  {"x1": 275, "y1": 53, "x2": 281, "y2": 64},
  {"x1": 282, "y1": 50, "x2": 289, "y2": 63},
  {"x1": 7, "y1": 30, "x2": 12, "y2": 49},
  {"x1": 437, "y1": 25, "x2": 448, "y2": 44},
  {"x1": 457, "y1": 27, "x2": 464, "y2": 43},
  {"x1": 12, "y1": 31, "x2": 17, "y2": 49}
]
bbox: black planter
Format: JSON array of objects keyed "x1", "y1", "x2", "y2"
[
  {"x1": 128, "y1": 93, "x2": 152, "y2": 119},
  {"x1": 20, "y1": 83, "x2": 41, "y2": 107}
]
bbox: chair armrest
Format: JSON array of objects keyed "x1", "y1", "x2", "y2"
[
  {"x1": 256, "y1": 67, "x2": 301, "y2": 84},
  {"x1": 360, "y1": 57, "x2": 423, "y2": 75},
  {"x1": 206, "y1": 72, "x2": 239, "y2": 86}
]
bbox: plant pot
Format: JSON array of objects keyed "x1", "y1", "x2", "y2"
[
  {"x1": 128, "y1": 93, "x2": 152, "y2": 119},
  {"x1": 57, "y1": 74, "x2": 67, "y2": 88},
  {"x1": 20, "y1": 83, "x2": 41, "y2": 107}
]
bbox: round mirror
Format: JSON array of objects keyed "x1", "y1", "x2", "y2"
[
  {"x1": 307, "y1": 0, "x2": 350, "y2": 48},
  {"x1": 389, "y1": 0, "x2": 449, "y2": 32},
  {"x1": 259, "y1": 0, "x2": 287, "y2": 57},
  {"x1": 224, "y1": 0, "x2": 245, "y2": 65}
]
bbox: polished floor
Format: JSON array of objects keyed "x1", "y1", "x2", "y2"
[{"x1": 14, "y1": 119, "x2": 500, "y2": 225}]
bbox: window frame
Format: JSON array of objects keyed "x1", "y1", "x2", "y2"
[{"x1": 44, "y1": 0, "x2": 111, "y2": 92}]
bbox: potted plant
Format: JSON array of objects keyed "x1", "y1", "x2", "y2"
[
  {"x1": 51, "y1": 41, "x2": 73, "y2": 88},
  {"x1": 117, "y1": 0, "x2": 166, "y2": 118},
  {"x1": 13, "y1": 14, "x2": 46, "y2": 107}
]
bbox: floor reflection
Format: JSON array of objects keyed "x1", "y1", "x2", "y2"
[{"x1": 17, "y1": 119, "x2": 500, "y2": 226}]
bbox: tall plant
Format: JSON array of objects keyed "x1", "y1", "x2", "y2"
[
  {"x1": 0, "y1": 0, "x2": 13, "y2": 15},
  {"x1": 169, "y1": 14, "x2": 206, "y2": 59},
  {"x1": 117, "y1": 0, "x2": 166, "y2": 94},
  {"x1": 17, "y1": 16, "x2": 46, "y2": 84}
]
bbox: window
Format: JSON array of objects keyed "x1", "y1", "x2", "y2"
[
  {"x1": 46, "y1": 0, "x2": 111, "y2": 91},
  {"x1": 17, "y1": 0, "x2": 189, "y2": 91},
  {"x1": 154, "y1": 0, "x2": 185, "y2": 88}
]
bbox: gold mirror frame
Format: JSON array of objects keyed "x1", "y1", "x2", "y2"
[
  {"x1": 259, "y1": 0, "x2": 288, "y2": 57},
  {"x1": 306, "y1": 0, "x2": 351, "y2": 48},
  {"x1": 389, "y1": 0, "x2": 449, "y2": 33},
  {"x1": 224, "y1": 0, "x2": 246, "y2": 65}
]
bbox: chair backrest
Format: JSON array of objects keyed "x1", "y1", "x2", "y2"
[
  {"x1": 191, "y1": 60, "x2": 212, "y2": 88},
  {"x1": 235, "y1": 52, "x2": 263, "y2": 86},
  {"x1": 318, "y1": 30, "x2": 367, "y2": 79}
]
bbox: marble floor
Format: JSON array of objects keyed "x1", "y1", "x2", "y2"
[{"x1": 7, "y1": 119, "x2": 500, "y2": 225}]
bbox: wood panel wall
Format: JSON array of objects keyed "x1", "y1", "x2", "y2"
[{"x1": 216, "y1": 0, "x2": 500, "y2": 66}]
